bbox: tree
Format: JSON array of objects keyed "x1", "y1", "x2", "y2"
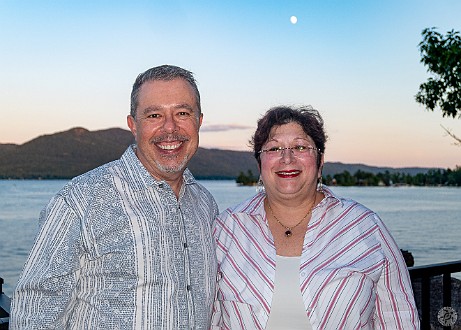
[
  {"x1": 236, "y1": 170, "x2": 258, "y2": 186},
  {"x1": 416, "y1": 28, "x2": 461, "y2": 119},
  {"x1": 441, "y1": 124, "x2": 461, "y2": 146},
  {"x1": 416, "y1": 28, "x2": 461, "y2": 145}
]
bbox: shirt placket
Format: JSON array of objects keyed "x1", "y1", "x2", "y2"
[
  {"x1": 169, "y1": 186, "x2": 195, "y2": 329},
  {"x1": 178, "y1": 203, "x2": 195, "y2": 329}
]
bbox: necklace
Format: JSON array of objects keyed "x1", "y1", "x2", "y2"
[{"x1": 266, "y1": 193, "x2": 317, "y2": 238}]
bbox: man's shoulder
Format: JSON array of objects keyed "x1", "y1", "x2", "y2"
[
  {"x1": 76, "y1": 159, "x2": 121, "y2": 183},
  {"x1": 187, "y1": 180, "x2": 217, "y2": 204},
  {"x1": 58, "y1": 158, "x2": 123, "y2": 197}
]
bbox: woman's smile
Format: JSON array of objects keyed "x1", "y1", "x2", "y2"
[{"x1": 275, "y1": 170, "x2": 301, "y2": 178}]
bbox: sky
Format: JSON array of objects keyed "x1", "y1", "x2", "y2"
[{"x1": 1, "y1": 0, "x2": 460, "y2": 169}]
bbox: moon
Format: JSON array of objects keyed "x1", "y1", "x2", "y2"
[{"x1": 290, "y1": 16, "x2": 298, "y2": 24}]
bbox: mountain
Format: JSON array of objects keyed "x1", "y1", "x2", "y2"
[
  {"x1": 0, "y1": 127, "x2": 135, "y2": 179},
  {"x1": 0, "y1": 127, "x2": 439, "y2": 179}
]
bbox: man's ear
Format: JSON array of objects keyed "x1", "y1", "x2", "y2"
[
  {"x1": 197, "y1": 113, "x2": 203, "y2": 130},
  {"x1": 127, "y1": 115, "x2": 137, "y2": 138}
]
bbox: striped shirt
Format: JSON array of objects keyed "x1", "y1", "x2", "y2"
[
  {"x1": 10, "y1": 145, "x2": 218, "y2": 330},
  {"x1": 211, "y1": 187, "x2": 419, "y2": 329}
]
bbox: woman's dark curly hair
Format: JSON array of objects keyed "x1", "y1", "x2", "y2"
[{"x1": 250, "y1": 105, "x2": 327, "y2": 169}]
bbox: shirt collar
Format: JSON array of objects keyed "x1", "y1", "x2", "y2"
[
  {"x1": 246, "y1": 185, "x2": 343, "y2": 218},
  {"x1": 120, "y1": 144, "x2": 196, "y2": 191}
]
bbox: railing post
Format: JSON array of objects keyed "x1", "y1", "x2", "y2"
[
  {"x1": 421, "y1": 276, "x2": 431, "y2": 330},
  {"x1": 442, "y1": 273, "x2": 452, "y2": 330},
  {"x1": 0, "y1": 277, "x2": 10, "y2": 329}
]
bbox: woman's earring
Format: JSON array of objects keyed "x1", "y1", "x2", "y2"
[
  {"x1": 317, "y1": 176, "x2": 323, "y2": 192},
  {"x1": 256, "y1": 176, "x2": 265, "y2": 193}
]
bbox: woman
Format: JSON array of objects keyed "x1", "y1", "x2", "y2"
[{"x1": 211, "y1": 106, "x2": 419, "y2": 329}]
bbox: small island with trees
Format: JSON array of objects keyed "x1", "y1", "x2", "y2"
[
  {"x1": 236, "y1": 167, "x2": 461, "y2": 187},
  {"x1": 236, "y1": 170, "x2": 259, "y2": 186}
]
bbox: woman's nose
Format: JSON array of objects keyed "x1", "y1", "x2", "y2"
[{"x1": 280, "y1": 148, "x2": 295, "y2": 163}]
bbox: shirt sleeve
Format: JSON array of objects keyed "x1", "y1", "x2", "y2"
[
  {"x1": 210, "y1": 295, "x2": 223, "y2": 329},
  {"x1": 9, "y1": 194, "x2": 84, "y2": 329},
  {"x1": 210, "y1": 212, "x2": 222, "y2": 329},
  {"x1": 373, "y1": 214, "x2": 420, "y2": 329}
]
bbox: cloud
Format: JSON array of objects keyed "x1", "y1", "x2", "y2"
[{"x1": 200, "y1": 124, "x2": 254, "y2": 132}]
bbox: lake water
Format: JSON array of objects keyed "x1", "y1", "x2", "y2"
[{"x1": 0, "y1": 180, "x2": 460, "y2": 297}]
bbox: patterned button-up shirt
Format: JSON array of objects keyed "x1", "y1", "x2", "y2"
[
  {"x1": 10, "y1": 146, "x2": 218, "y2": 329},
  {"x1": 211, "y1": 187, "x2": 419, "y2": 329}
]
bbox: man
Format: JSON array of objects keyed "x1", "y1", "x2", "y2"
[{"x1": 10, "y1": 65, "x2": 218, "y2": 329}]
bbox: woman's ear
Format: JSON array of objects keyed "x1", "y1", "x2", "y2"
[{"x1": 318, "y1": 153, "x2": 324, "y2": 179}]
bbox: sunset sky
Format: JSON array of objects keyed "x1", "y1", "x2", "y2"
[{"x1": 1, "y1": 0, "x2": 460, "y2": 168}]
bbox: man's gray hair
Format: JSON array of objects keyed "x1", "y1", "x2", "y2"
[{"x1": 130, "y1": 65, "x2": 201, "y2": 117}]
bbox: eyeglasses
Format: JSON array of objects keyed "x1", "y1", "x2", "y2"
[{"x1": 259, "y1": 145, "x2": 319, "y2": 157}]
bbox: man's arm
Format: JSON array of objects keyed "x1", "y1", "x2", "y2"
[{"x1": 10, "y1": 194, "x2": 83, "y2": 329}]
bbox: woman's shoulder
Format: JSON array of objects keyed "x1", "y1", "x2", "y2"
[
  {"x1": 222, "y1": 192, "x2": 265, "y2": 214},
  {"x1": 321, "y1": 186, "x2": 379, "y2": 221},
  {"x1": 214, "y1": 193, "x2": 267, "y2": 241},
  {"x1": 323, "y1": 186, "x2": 370, "y2": 208}
]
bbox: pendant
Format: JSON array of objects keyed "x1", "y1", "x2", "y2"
[{"x1": 285, "y1": 230, "x2": 292, "y2": 237}]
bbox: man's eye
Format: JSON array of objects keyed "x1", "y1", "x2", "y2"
[
  {"x1": 178, "y1": 111, "x2": 191, "y2": 117},
  {"x1": 295, "y1": 145, "x2": 307, "y2": 151},
  {"x1": 147, "y1": 114, "x2": 160, "y2": 118}
]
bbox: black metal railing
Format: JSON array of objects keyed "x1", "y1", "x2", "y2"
[
  {"x1": 409, "y1": 260, "x2": 461, "y2": 330},
  {"x1": 1, "y1": 261, "x2": 461, "y2": 330},
  {"x1": 0, "y1": 277, "x2": 10, "y2": 329}
]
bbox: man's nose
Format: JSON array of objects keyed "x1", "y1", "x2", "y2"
[{"x1": 162, "y1": 114, "x2": 178, "y2": 133}]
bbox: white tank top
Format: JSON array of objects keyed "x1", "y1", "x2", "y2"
[{"x1": 265, "y1": 255, "x2": 313, "y2": 330}]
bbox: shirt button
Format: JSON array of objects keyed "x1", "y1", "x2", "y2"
[
  {"x1": 184, "y1": 243, "x2": 188, "y2": 248},
  {"x1": 186, "y1": 285, "x2": 191, "y2": 291},
  {"x1": 301, "y1": 272, "x2": 306, "y2": 276}
]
